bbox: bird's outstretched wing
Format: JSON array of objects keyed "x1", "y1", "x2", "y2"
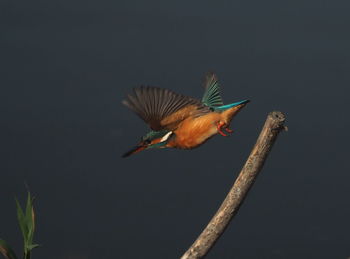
[
  {"x1": 123, "y1": 86, "x2": 209, "y2": 131},
  {"x1": 201, "y1": 72, "x2": 224, "y2": 108}
]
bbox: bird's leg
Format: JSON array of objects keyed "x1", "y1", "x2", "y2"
[
  {"x1": 216, "y1": 122, "x2": 228, "y2": 137},
  {"x1": 225, "y1": 127, "x2": 234, "y2": 133}
]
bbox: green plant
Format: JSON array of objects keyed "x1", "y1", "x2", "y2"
[{"x1": 0, "y1": 192, "x2": 39, "y2": 259}]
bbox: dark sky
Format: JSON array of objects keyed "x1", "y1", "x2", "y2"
[{"x1": 1, "y1": 0, "x2": 349, "y2": 258}]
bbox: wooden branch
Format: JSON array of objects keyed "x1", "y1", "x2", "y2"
[{"x1": 181, "y1": 111, "x2": 287, "y2": 259}]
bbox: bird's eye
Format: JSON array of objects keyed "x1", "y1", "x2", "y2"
[{"x1": 144, "y1": 139, "x2": 151, "y2": 144}]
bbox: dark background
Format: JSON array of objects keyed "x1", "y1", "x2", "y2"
[{"x1": 1, "y1": 0, "x2": 349, "y2": 258}]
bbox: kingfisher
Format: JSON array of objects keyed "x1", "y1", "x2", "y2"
[{"x1": 122, "y1": 72, "x2": 250, "y2": 157}]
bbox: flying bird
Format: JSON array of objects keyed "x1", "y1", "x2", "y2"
[{"x1": 122, "y1": 72, "x2": 249, "y2": 157}]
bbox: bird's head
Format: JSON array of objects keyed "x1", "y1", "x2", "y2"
[{"x1": 122, "y1": 130, "x2": 174, "y2": 158}]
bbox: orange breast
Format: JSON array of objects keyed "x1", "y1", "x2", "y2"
[{"x1": 166, "y1": 112, "x2": 221, "y2": 149}]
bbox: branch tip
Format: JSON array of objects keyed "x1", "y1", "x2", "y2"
[{"x1": 181, "y1": 111, "x2": 286, "y2": 259}]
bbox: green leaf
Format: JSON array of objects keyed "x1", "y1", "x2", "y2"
[
  {"x1": 15, "y1": 192, "x2": 39, "y2": 256},
  {"x1": 15, "y1": 198, "x2": 27, "y2": 242},
  {"x1": 0, "y1": 239, "x2": 18, "y2": 259},
  {"x1": 26, "y1": 244, "x2": 39, "y2": 250}
]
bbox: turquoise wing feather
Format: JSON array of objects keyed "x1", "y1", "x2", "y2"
[{"x1": 201, "y1": 72, "x2": 224, "y2": 108}]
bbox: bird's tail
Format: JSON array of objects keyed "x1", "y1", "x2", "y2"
[{"x1": 213, "y1": 100, "x2": 250, "y2": 111}]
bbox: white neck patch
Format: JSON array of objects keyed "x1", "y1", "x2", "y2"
[{"x1": 160, "y1": 131, "x2": 173, "y2": 142}]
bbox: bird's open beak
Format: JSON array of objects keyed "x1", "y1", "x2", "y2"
[{"x1": 122, "y1": 144, "x2": 147, "y2": 158}]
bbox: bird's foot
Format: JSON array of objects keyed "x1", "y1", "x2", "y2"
[
  {"x1": 225, "y1": 127, "x2": 234, "y2": 133},
  {"x1": 216, "y1": 122, "x2": 228, "y2": 137}
]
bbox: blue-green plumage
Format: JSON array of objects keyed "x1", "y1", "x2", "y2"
[
  {"x1": 213, "y1": 100, "x2": 250, "y2": 111},
  {"x1": 201, "y1": 72, "x2": 224, "y2": 108},
  {"x1": 201, "y1": 72, "x2": 248, "y2": 111},
  {"x1": 142, "y1": 130, "x2": 169, "y2": 142}
]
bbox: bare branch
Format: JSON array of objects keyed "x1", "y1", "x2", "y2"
[{"x1": 181, "y1": 111, "x2": 286, "y2": 259}]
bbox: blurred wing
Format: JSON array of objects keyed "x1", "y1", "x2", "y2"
[
  {"x1": 123, "y1": 86, "x2": 209, "y2": 131},
  {"x1": 201, "y1": 72, "x2": 224, "y2": 108}
]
